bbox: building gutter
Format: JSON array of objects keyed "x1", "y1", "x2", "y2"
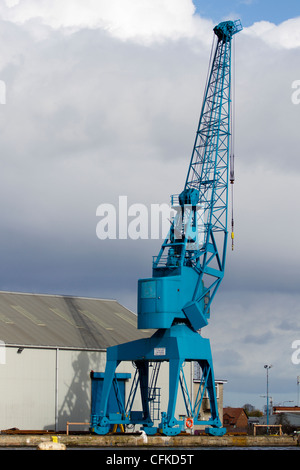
[{"x1": 5, "y1": 343, "x2": 106, "y2": 352}]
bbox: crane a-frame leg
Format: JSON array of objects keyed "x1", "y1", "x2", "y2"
[{"x1": 91, "y1": 324, "x2": 226, "y2": 436}]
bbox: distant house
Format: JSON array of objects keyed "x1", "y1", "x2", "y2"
[{"x1": 223, "y1": 407, "x2": 248, "y2": 433}]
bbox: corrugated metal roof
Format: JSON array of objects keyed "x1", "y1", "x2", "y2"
[{"x1": 0, "y1": 291, "x2": 151, "y2": 350}]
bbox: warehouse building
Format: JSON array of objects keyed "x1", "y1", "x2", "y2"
[
  {"x1": 0, "y1": 291, "x2": 151, "y2": 432},
  {"x1": 0, "y1": 291, "x2": 225, "y2": 432}
]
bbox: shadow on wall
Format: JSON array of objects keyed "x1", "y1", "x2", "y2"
[
  {"x1": 43, "y1": 296, "x2": 106, "y2": 431},
  {"x1": 58, "y1": 351, "x2": 91, "y2": 429},
  {"x1": 44, "y1": 351, "x2": 104, "y2": 432}
]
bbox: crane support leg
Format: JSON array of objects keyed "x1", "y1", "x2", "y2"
[
  {"x1": 136, "y1": 360, "x2": 151, "y2": 424},
  {"x1": 91, "y1": 324, "x2": 226, "y2": 436},
  {"x1": 91, "y1": 359, "x2": 119, "y2": 435},
  {"x1": 159, "y1": 359, "x2": 183, "y2": 436}
]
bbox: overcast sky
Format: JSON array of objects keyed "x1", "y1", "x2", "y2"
[{"x1": 0, "y1": 0, "x2": 300, "y2": 411}]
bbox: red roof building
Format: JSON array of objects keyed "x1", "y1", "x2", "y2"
[
  {"x1": 223, "y1": 407, "x2": 248, "y2": 433},
  {"x1": 273, "y1": 406, "x2": 300, "y2": 414}
]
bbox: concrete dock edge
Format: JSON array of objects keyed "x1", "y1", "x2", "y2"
[{"x1": 0, "y1": 433, "x2": 298, "y2": 448}]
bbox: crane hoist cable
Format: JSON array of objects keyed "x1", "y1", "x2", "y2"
[
  {"x1": 230, "y1": 144, "x2": 235, "y2": 250},
  {"x1": 230, "y1": 36, "x2": 236, "y2": 250}
]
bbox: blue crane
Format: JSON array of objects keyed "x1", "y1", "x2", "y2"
[{"x1": 91, "y1": 19, "x2": 242, "y2": 437}]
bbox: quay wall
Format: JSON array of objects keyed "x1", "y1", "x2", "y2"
[{"x1": 0, "y1": 433, "x2": 298, "y2": 448}]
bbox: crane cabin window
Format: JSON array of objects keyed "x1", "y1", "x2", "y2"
[{"x1": 140, "y1": 280, "x2": 157, "y2": 299}]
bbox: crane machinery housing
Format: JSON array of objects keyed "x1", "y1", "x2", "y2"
[{"x1": 91, "y1": 19, "x2": 243, "y2": 437}]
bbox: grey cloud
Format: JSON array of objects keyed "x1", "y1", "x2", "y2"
[
  {"x1": 243, "y1": 331, "x2": 274, "y2": 345},
  {"x1": 277, "y1": 319, "x2": 300, "y2": 331}
]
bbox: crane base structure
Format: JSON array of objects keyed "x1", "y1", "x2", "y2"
[
  {"x1": 91, "y1": 19, "x2": 242, "y2": 437},
  {"x1": 91, "y1": 323, "x2": 225, "y2": 436}
]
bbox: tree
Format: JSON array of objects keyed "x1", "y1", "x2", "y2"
[{"x1": 243, "y1": 404, "x2": 263, "y2": 417}]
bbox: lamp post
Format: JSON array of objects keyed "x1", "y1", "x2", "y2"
[{"x1": 264, "y1": 365, "x2": 272, "y2": 433}]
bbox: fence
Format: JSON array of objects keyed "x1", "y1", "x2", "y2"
[{"x1": 253, "y1": 424, "x2": 282, "y2": 436}]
